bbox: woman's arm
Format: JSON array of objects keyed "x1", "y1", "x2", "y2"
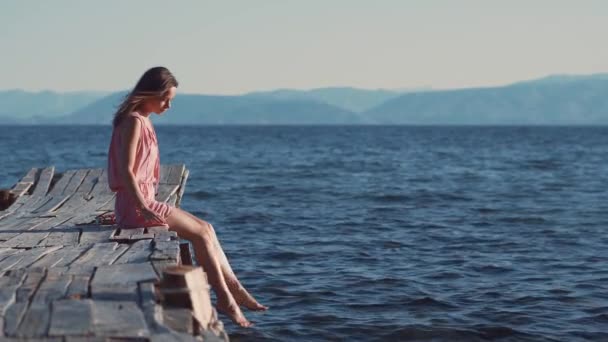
[{"x1": 118, "y1": 116, "x2": 148, "y2": 209}]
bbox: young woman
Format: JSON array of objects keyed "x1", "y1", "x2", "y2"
[{"x1": 107, "y1": 67, "x2": 266, "y2": 327}]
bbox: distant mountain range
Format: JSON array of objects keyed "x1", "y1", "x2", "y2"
[
  {"x1": 0, "y1": 89, "x2": 108, "y2": 124},
  {"x1": 1, "y1": 74, "x2": 608, "y2": 125}
]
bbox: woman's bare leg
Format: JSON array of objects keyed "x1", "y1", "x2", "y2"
[
  {"x1": 181, "y1": 210, "x2": 268, "y2": 311},
  {"x1": 165, "y1": 208, "x2": 252, "y2": 327}
]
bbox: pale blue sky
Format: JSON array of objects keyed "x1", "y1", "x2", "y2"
[{"x1": 1, "y1": 0, "x2": 607, "y2": 94}]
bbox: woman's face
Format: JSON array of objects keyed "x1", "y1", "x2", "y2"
[{"x1": 145, "y1": 86, "x2": 177, "y2": 115}]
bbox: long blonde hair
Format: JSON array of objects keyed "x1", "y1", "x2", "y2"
[{"x1": 112, "y1": 66, "x2": 178, "y2": 127}]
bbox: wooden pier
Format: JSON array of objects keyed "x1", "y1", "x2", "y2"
[{"x1": 0, "y1": 165, "x2": 228, "y2": 341}]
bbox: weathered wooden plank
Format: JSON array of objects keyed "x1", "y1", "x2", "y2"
[
  {"x1": 162, "y1": 307, "x2": 195, "y2": 334},
  {"x1": 0, "y1": 250, "x2": 26, "y2": 272},
  {"x1": 0, "y1": 213, "x2": 46, "y2": 232},
  {"x1": 11, "y1": 181, "x2": 34, "y2": 194},
  {"x1": 169, "y1": 164, "x2": 186, "y2": 184},
  {"x1": 15, "y1": 304, "x2": 51, "y2": 337},
  {"x1": 33, "y1": 275, "x2": 71, "y2": 306},
  {"x1": 3, "y1": 302, "x2": 28, "y2": 336},
  {"x1": 3, "y1": 338, "x2": 62, "y2": 342},
  {"x1": 18, "y1": 168, "x2": 38, "y2": 184},
  {"x1": 150, "y1": 332, "x2": 202, "y2": 342},
  {"x1": 149, "y1": 227, "x2": 178, "y2": 242},
  {"x1": 47, "y1": 170, "x2": 76, "y2": 196},
  {"x1": 0, "y1": 196, "x2": 29, "y2": 218},
  {"x1": 167, "y1": 193, "x2": 178, "y2": 206},
  {"x1": 11, "y1": 181, "x2": 34, "y2": 193},
  {"x1": 0, "y1": 250, "x2": 25, "y2": 274},
  {"x1": 66, "y1": 275, "x2": 90, "y2": 299},
  {"x1": 79, "y1": 225, "x2": 113, "y2": 245},
  {"x1": 137, "y1": 281, "x2": 172, "y2": 336},
  {"x1": 111, "y1": 227, "x2": 154, "y2": 242},
  {"x1": 62, "y1": 265, "x2": 96, "y2": 276},
  {"x1": 64, "y1": 193, "x2": 115, "y2": 225},
  {"x1": 0, "y1": 168, "x2": 41, "y2": 215},
  {"x1": 48, "y1": 299, "x2": 93, "y2": 337},
  {"x1": 51, "y1": 193, "x2": 90, "y2": 217},
  {"x1": 151, "y1": 260, "x2": 179, "y2": 277},
  {"x1": 114, "y1": 240, "x2": 153, "y2": 264},
  {"x1": 0, "y1": 214, "x2": 72, "y2": 249},
  {"x1": 152, "y1": 240, "x2": 180, "y2": 262},
  {"x1": 0, "y1": 248, "x2": 23, "y2": 264},
  {"x1": 88, "y1": 169, "x2": 109, "y2": 197},
  {"x1": 10, "y1": 175, "x2": 35, "y2": 197},
  {"x1": 33, "y1": 169, "x2": 93, "y2": 212},
  {"x1": 31, "y1": 194, "x2": 71, "y2": 214},
  {"x1": 138, "y1": 281, "x2": 157, "y2": 307},
  {"x1": 0, "y1": 232, "x2": 49, "y2": 249},
  {"x1": 3, "y1": 269, "x2": 46, "y2": 336},
  {"x1": 15, "y1": 269, "x2": 47, "y2": 302},
  {"x1": 48, "y1": 169, "x2": 105, "y2": 224},
  {"x1": 92, "y1": 263, "x2": 158, "y2": 286},
  {"x1": 132, "y1": 231, "x2": 155, "y2": 241},
  {"x1": 0, "y1": 246, "x2": 61, "y2": 272},
  {"x1": 75, "y1": 169, "x2": 101, "y2": 195},
  {"x1": 159, "y1": 164, "x2": 172, "y2": 184},
  {"x1": 31, "y1": 167, "x2": 55, "y2": 198},
  {"x1": 97, "y1": 197, "x2": 115, "y2": 213},
  {"x1": 0, "y1": 270, "x2": 28, "y2": 336},
  {"x1": 110, "y1": 227, "x2": 140, "y2": 242},
  {"x1": 64, "y1": 337, "x2": 105, "y2": 342},
  {"x1": 71, "y1": 242, "x2": 128, "y2": 267},
  {"x1": 91, "y1": 300, "x2": 149, "y2": 337},
  {"x1": 160, "y1": 164, "x2": 185, "y2": 185},
  {"x1": 38, "y1": 228, "x2": 80, "y2": 247},
  {"x1": 174, "y1": 168, "x2": 189, "y2": 207},
  {"x1": 0, "y1": 169, "x2": 38, "y2": 216},
  {"x1": 90, "y1": 267, "x2": 141, "y2": 303},
  {"x1": 13, "y1": 264, "x2": 94, "y2": 338},
  {"x1": 14, "y1": 195, "x2": 52, "y2": 215},
  {"x1": 91, "y1": 283, "x2": 139, "y2": 301},
  {"x1": 10, "y1": 246, "x2": 63, "y2": 271},
  {"x1": 61, "y1": 169, "x2": 89, "y2": 196},
  {"x1": 93, "y1": 193, "x2": 116, "y2": 213},
  {"x1": 0, "y1": 216, "x2": 55, "y2": 246},
  {"x1": 156, "y1": 184, "x2": 179, "y2": 203},
  {"x1": 98, "y1": 198, "x2": 115, "y2": 212},
  {"x1": 15, "y1": 273, "x2": 72, "y2": 337},
  {"x1": 13, "y1": 166, "x2": 57, "y2": 214},
  {"x1": 30, "y1": 246, "x2": 90, "y2": 268}
]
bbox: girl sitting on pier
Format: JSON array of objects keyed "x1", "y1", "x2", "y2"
[{"x1": 107, "y1": 67, "x2": 265, "y2": 327}]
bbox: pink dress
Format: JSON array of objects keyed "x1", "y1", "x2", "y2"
[{"x1": 107, "y1": 112, "x2": 173, "y2": 228}]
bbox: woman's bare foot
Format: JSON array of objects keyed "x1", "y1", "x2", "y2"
[
  {"x1": 227, "y1": 280, "x2": 268, "y2": 311},
  {"x1": 216, "y1": 300, "x2": 253, "y2": 328}
]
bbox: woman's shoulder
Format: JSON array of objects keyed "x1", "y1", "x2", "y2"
[
  {"x1": 128, "y1": 111, "x2": 145, "y2": 119},
  {"x1": 117, "y1": 113, "x2": 144, "y2": 136}
]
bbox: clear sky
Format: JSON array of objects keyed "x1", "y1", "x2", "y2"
[{"x1": 1, "y1": 0, "x2": 607, "y2": 94}]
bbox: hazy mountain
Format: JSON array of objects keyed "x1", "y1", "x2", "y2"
[
  {"x1": 364, "y1": 77, "x2": 608, "y2": 125},
  {"x1": 0, "y1": 115, "x2": 19, "y2": 125},
  {"x1": 514, "y1": 73, "x2": 608, "y2": 86},
  {"x1": 244, "y1": 87, "x2": 406, "y2": 112},
  {"x1": 2, "y1": 74, "x2": 608, "y2": 125},
  {"x1": 0, "y1": 89, "x2": 107, "y2": 119},
  {"x1": 59, "y1": 92, "x2": 363, "y2": 125}
]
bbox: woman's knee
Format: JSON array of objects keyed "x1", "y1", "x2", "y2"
[
  {"x1": 195, "y1": 222, "x2": 214, "y2": 242},
  {"x1": 193, "y1": 216, "x2": 215, "y2": 232}
]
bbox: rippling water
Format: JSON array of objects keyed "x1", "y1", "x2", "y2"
[{"x1": 1, "y1": 125, "x2": 608, "y2": 341}]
